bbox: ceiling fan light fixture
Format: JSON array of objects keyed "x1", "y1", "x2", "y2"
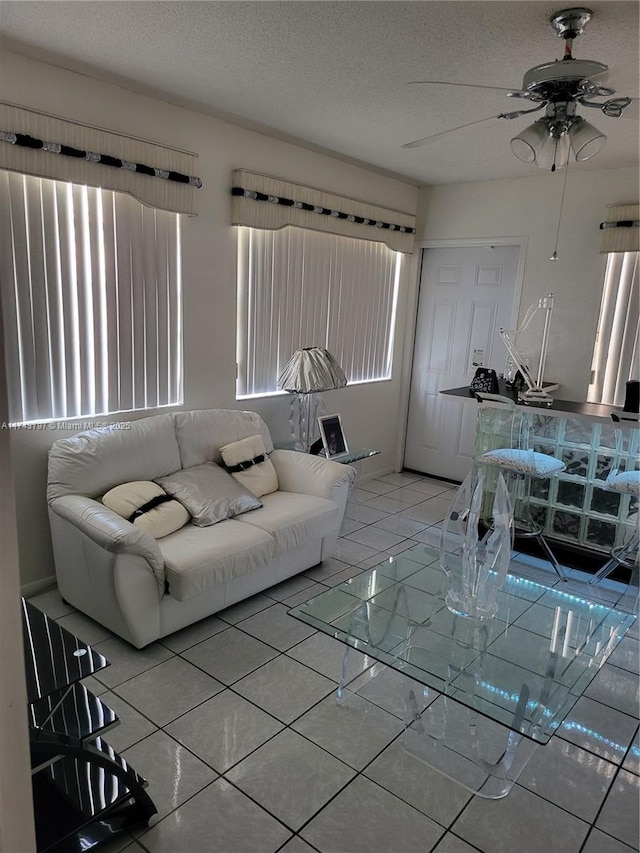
[
  {"x1": 511, "y1": 117, "x2": 572, "y2": 170},
  {"x1": 535, "y1": 131, "x2": 571, "y2": 171},
  {"x1": 510, "y1": 120, "x2": 549, "y2": 163},
  {"x1": 568, "y1": 116, "x2": 607, "y2": 161}
]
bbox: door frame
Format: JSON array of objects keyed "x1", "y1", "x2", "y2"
[{"x1": 395, "y1": 236, "x2": 529, "y2": 473}]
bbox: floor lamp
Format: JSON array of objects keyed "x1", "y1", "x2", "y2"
[{"x1": 278, "y1": 347, "x2": 347, "y2": 452}]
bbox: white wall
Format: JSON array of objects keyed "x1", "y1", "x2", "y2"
[
  {"x1": 0, "y1": 306, "x2": 36, "y2": 851},
  {"x1": 1, "y1": 49, "x2": 419, "y2": 590},
  {"x1": 0, "y1": 52, "x2": 417, "y2": 591},
  {"x1": 416, "y1": 167, "x2": 638, "y2": 400}
]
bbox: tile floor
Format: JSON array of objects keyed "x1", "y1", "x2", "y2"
[{"x1": 29, "y1": 470, "x2": 640, "y2": 853}]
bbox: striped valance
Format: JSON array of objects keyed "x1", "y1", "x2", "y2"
[
  {"x1": 231, "y1": 169, "x2": 416, "y2": 253},
  {"x1": 599, "y1": 203, "x2": 639, "y2": 254},
  {"x1": 0, "y1": 103, "x2": 200, "y2": 215}
]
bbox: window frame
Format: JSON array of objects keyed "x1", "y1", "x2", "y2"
[
  {"x1": 0, "y1": 170, "x2": 183, "y2": 425},
  {"x1": 235, "y1": 225, "x2": 402, "y2": 400}
]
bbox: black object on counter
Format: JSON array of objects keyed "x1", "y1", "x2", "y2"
[{"x1": 623, "y1": 380, "x2": 639, "y2": 413}]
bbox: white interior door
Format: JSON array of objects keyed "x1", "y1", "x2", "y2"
[{"x1": 404, "y1": 245, "x2": 521, "y2": 481}]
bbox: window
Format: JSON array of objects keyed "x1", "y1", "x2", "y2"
[
  {"x1": 236, "y1": 226, "x2": 401, "y2": 398},
  {"x1": 587, "y1": 251, "x2": 639, "y2": 406},
  {"x1": 0, "y1": 171, "x2": 182, "y2": 423}
]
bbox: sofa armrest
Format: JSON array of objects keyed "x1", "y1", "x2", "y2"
[
  {"x1": 49, "y1": 495, "x2": 165, "y2": 588},
  {"x1": 270, "y1": 449, "x2": 356, "y2": 501}
]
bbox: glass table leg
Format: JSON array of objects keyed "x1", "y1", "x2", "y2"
[{"x1": 400, "y1": 694, "x2": 539, "y2": 799}]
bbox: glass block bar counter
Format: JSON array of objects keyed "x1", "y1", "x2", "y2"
[{"x1": 441, "y1": 387, "x2": 638, "y2": 556}]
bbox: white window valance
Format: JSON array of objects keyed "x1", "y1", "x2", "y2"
[
  {"x1": 0, "y1": 103, "x2": 201, "y2": 215},
  {"x1": 599, "y1": 203, "x2": 639, "y2": 254},
  {"x1": 231, "y1": 169, "x2": 416, "y2": 254}
]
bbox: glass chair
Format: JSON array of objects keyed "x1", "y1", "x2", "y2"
[
  {"x1": 589, "y1": 412, "x2": 640, "y2": 606},
  {"x1": 473, "y1": 393, "x2": 566, "y2": 578}
]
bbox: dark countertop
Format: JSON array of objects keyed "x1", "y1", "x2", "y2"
[{"x1": 440, "y1": 384, "x2": 620, "y2": 420}]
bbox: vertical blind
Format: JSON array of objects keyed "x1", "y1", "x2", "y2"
[
  {"x1": 587, "y1": 251, "x2": 639, "y2": 407},
  {"x1": 0, "y1": 170, "x2": 182, "y2": 423},
  {"x1": 237, "y1": 226, "x2": 401, "y2": 397}
]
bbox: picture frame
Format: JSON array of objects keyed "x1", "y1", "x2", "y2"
[{"x1": 317, "y1": 413, "x2": 348, "y2": 459}]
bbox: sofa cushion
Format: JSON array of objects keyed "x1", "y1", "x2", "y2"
[
  {"x1": 47, "y1": 413, "x2": 182, "y2": 502},
  {"x1": 239, "y1": 491, "x2": 339, "y2": 554},
  {"x1": 220, "y1": 434, "x2": 279, "y2": 498},
  {"x1": 102, "y1": 481, "x2": 189, "y2": 539},
  {"x1": 158, "y1": 520, "x2": 274, "y2": 600},
  {"x1": 174, "y1": 409, "x2": 274, "y2": 469},
  {"x1": 155, "y1": 462, "x2": 262, "y2": 526}
]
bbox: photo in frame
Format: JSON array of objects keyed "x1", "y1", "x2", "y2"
[{"x1": 318, "y1": 413, "x2": 348, "y2": 459}]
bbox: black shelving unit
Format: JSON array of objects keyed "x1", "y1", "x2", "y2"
[{"x1": 22, "y1": 598, "x2": 157, "y2": 852}]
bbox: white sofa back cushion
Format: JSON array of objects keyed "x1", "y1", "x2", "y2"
[
  {"x1": 174, "y1": 409, "x2": 273, "y2": 469},
  {"x1": 47, "y1": 413, "x2": 182, "y2": 501}
]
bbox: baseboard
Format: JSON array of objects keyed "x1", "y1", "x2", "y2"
[
  {"x1": 356, "y1": 465, "x2": 394, "y2": 484},
  {"x1": 20, "y1": 575, "x2": 57, "y2": 598},
  {"x1": 402, "y1": 467, "x2": 461, "y2": 487}
]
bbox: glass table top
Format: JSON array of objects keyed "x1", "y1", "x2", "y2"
[
  {"x1": 321, "y1": 447, "x2": 380, "y2": 464},
  {"x1": 274, "y1": 442, "x2": 380, "y2": 465},
  {"x1": 289, "y1": 545, "x2": 636, "y2": 744}
]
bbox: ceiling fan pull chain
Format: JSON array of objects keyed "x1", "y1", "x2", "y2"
[{"x1": 550, "y1": 163, "x2": 570, "y2": 261}]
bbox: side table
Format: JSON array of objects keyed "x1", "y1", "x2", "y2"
[
  {"x1": 23, "y1": 598, "x2": 157, "y2": 852},
  {"x1": 274, "y1": 441, "x2": 381, "y2": 465}
]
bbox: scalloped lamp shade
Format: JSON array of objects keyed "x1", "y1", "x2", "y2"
[{"x1": 278, "y1": 347, "x2": 347, "y2": 393}]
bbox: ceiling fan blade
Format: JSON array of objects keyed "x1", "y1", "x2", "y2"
[
  {"x1": 408, "y1": 80, "x2": 524, "y2": 95},
  {"x1": 402, "y1": 115, "x2": 501, "y2": 150},
  {"x1": 589, "y1": 62, "x2": 640, "y2": 98}
]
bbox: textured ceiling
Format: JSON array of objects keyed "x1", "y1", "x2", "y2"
[{"x1": 0, "y1": 1, "x2": 638, "y2": 185}]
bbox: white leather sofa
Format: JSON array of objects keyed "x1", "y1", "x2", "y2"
[{"x1": 47, "y1": 409, "x2": 355, "y2": 647}]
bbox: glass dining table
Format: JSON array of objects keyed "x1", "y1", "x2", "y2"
[{"x1": 288, "y1": 544, "x2": 636, "y2": 798}]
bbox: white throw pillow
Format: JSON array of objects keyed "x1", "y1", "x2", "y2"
[
  {"x1": 480, "y1": 448, "x2": 565, "y2": 478},
  {"x1": 155, "y1": 462, "x2": 262, "y2": 526},
  {"x1": 220, "y1": 434, "x2": 279, "y2": 498},
  {"x1": 102, "y1": 481, "x2": 190, "y2": 539},
  {"x1": 607, "y1": 470, "x2": 640, "y2": 495}
]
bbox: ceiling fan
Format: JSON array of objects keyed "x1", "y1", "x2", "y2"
[{"x1": 403, "y1": 7, "x2": 638, "y2": 171}]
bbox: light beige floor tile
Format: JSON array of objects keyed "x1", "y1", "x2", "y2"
[
  {"x1": 158, "y1": 614, "x2": 227, "y2": 653},
  {"x1": 233, "y1": 654, "x2": 336, "y2": 724},
  {"x1": 226, "y1": 729, "x2": 355, "y2": 831},
  {"x1": 595, "y1": 769, "x2": 640, "y2": 849},
  {"x1": 93, "y1": 636, "x2": 173, "y2": 688},
  {"x1": 558, "y1": 696, "x2": 638, "y2": 764},
  {"x1": 582, "y1": 828, "x2": 638, "y2": 853},
  {"x1": 29, "y1": 588, "x2": 75, "y2": 620},
  {"x1": 452, "y1": 783, "x2": 589, "y2": 853},
  {"x1": 301, "y1": 775, "x2": 443, "y2": 853},
  {"x1": 517, "y1": 737, "x2": 616, "y2": 822},
  {"x1": 166, "y1": 689, "x2": 283, "y2": 772},
  {"x1": 292, "y1": 692, "x2": 404, "y2": 770},
  {"x1": 56, "y1": 610, "x2": 114, "y2": 645},
  {"x1": 122, "y1": 729, "x2": 217, "y2": 821},
  {"x1": 364, "y1": 739, "x2": 471, "y2": 826},
  {"x1": 99, "y1": 690, "x2": 157, "y2": 752},
  {"x1": 114, "y1": 656, "x2": 224, "y2": 725},
  {"x1": 139, "y1": 777, "x2": 291, "y2": 853},
  {"x1": 235, "y1": 601, "x2": 315, "y2": 651},
  {"x1": 181, "y1": 625, "x2": 278, "y2": 684}
]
